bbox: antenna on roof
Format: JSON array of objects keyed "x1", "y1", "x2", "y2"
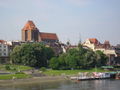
[{"x1": 78, "y1": 32, "x2": 82, "y2": 44}]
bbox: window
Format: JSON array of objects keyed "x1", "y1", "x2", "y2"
[
  {"x1": 25, "y1": 30, "x2": 28, "y2": 41},
  {"x1": 4, "y1": 49, "x2": 6, "y2": 51},
  {"x1": 4, "y1": 53, "x2": 6, "y2": 56},
  {"x1": 4, "y1": 46, "x2": 6, "y2": 48}
]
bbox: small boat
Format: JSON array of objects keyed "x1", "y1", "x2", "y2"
[{"x1": 115, "y1": 73, "x2": 120, "y2": 80}]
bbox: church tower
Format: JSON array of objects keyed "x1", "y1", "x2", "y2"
[{"x1": 22, "y1": 20, "x2": 39, "y2": 42}]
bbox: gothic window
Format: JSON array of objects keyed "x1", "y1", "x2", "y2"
[{"x1": 25, "y1": 30, "x2": 28, "y2": 41}]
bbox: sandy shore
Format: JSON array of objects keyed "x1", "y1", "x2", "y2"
[{"x1": 0, "y1": 76, "x2": 69, "y2": 86}]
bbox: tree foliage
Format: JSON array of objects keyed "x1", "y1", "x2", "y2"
[
  {"x1": 49, "y1": 44, "x2": 108, "y2": 70},
  {"x1": 49, "y1": 57, "x2": 59, "y2": 70},
  {"x1": 95, "y1": 50, "x2": 108, "y2": 67},
  {"x1": 10, "y1": 43, "x2": 54, "y2": 67}
]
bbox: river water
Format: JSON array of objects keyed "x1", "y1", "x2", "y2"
[{"x1": 0, "y1": 80, "x2": 120, "y2": 90}]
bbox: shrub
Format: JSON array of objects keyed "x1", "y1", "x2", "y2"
[
  {"x1": 40, "y1": 67, "x2": 46, "y2": 72},
  {"x1": 15, "y1": 72, "x2": 25, "y2": 74},
  {"x1": 5, "y1": 65, "x2": 11, "y2": 70},
  {"x1": 5, "y1": 65, "x2": 17, "y2": 71}
]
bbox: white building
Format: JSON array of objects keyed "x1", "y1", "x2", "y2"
[
  {"x1": 83, "y1": 38, "x2": 101, "y2": 51},
  {"x1": 0, "y1": 40, "x2": 10, "y2": 63},
  {"x1": 0, "y1": 43, "x2": 9, "y2": 56},
  {"x1": 83, "y1": 38, "x2": 117, "y2": 65}
]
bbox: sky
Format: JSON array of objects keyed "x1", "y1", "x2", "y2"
[{"x1": 0, "y1": 0, "x2": 120, "y2": 45}]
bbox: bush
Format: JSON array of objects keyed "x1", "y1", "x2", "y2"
[
  {"x1": 5, "y1": 65, "x2": 11, "y2": 70},
  {"x1": 40, "y1": 67, "x2": 46, "y2": 72},
  {"x1": 12, "y1": 67, "x2": 17, "y2": 71},
  {"x1": 15, "y1": 72, "x2": 25, "y2": 74},
  {"x1": 5, "y1": 65, "x2": 17, "y2": 71}
]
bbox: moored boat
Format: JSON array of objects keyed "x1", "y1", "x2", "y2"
[
  {"x1": 115, "y1": 73, "x2": 120, "y2": 80},
  {"x1": 70, "y1": 72, "x2": 111, "y2": 81}
]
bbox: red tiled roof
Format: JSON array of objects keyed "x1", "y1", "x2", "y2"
[
  {"x1": 22, "y1": 20, "x2": 38, "y2": 30},
  {"x1": 0, "y1": 40, "x2": 5, "y2": 44},
  {"x1": 89, "y1": 38, "x2": 99, "y2": 44},
  {"x1": 40, "y1": 32, "x2": 58, "y2": 40}
]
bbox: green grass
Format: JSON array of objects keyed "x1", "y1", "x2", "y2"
[
  {"x1": 12, "y1": 65, "x2": 33, "y2": 71},
  {"x1": 0, "y1": 74, "x2": 31, "y2": 80},
  {"x1": 0, "y1": 64, "x2": 32, "y2": 80},
  {"x1": 43, "y1": 68, "x2": 109, "y2": 76},
  {"x1": 0, "y1": 64, "x2": 33, "y2": 72}
]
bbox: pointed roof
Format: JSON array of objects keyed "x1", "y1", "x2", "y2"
[
  {"x1": 40, "y1": 32, "x2": 58, "y2": 40},
  {"x1": 22, "y1": 20, "x2": 38, "y2": 30}
]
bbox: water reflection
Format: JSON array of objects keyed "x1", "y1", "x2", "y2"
[{"x1": 0, "y1": 80, "x2": 120, "y2": 90}]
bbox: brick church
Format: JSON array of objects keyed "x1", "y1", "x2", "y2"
[{"x1": 22, "y1": 20, "x2": 59, "y2": 43}]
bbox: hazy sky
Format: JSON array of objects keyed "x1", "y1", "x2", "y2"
[{"x1": 0, "y1": 0, "x2": 120, "y2": 45}]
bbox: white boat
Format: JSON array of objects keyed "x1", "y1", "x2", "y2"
[{"x1": 70, "y1": 72, "x2": 111, "y2": 81}]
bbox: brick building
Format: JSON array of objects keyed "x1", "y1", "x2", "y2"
[{"x1": 22, "y1": 20, "x2": 59, "y2": 43}]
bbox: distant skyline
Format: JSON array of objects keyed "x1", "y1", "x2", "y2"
[{"x1": 0, "y1": 0, "x2": 120, "y2": 45}]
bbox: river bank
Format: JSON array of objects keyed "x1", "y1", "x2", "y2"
[{"x1": 0, "y1": 76, "x2": 69, "y2": 86}]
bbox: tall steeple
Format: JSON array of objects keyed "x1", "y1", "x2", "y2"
[{"x1": 22, "y1": 20, "x2": 39, "y2": 42}]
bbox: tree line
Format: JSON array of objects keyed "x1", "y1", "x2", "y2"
[
  {"x1": 10, "y1": 43, "x2": 108, "y2": 69},
  {"x1": 50, "y1": 44, "x2": 108, "y2": 70}
]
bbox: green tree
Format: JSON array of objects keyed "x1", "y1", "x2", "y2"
[
  {"x1": 66, "y1": 48, "x2": 79, "y2": 69},
  {"x1": 49, "y1": 57, "x2": 59, "y2": 70},
  {"x1": 10, "y1": 45, "x2": 23, "y2": 64},
  {"x1": 58, "y1": 53, "x2": 68, "y2": 69},
  {"x1": 10, "y1": 43, "x2": 54, "y2": 67},
  {"x1": 95, "y1": 50, "x2": 108, "y2": 67},
  {"x1": 49, "y1": 44, "x2": 108, "y2": 70},
  {"x1": 66, "y1": 55, "x2": 77, "y2": 69},
  {"x1": 81, "y1": 50, "x2": 96, "y2": 69}
]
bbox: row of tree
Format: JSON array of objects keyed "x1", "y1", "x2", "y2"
[
  {"x1": 10, "y1": 43, "x2": 108, "y2": 69},
  {"x1": 49, "y1": 45, "x2": 108, "y2": 70}
]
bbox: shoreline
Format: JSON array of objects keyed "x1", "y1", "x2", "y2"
[{"x1": 0, "y1": 76, "x2": 69, "y2": 86}]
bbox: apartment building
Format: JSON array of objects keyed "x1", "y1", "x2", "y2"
[{"x1": 0, "y1": 40, "x2": 10, "y2": 63}]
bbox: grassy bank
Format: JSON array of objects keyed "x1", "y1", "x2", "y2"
[
  {"x1": 0, "y1": 64, "x2": 33, "y2": 72},
  {"x1": 0, "y1": 64, "x2": 32, "y2": 80},
  {"x1": 0, "y1": 74, "x2": 31, "y2": 80},
  {"x1": 43, "y1": 68, "x2": 108, "y2": 76},
  {"x1": 0, "y1": 76, "x2": 67, "y2": 87}
]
